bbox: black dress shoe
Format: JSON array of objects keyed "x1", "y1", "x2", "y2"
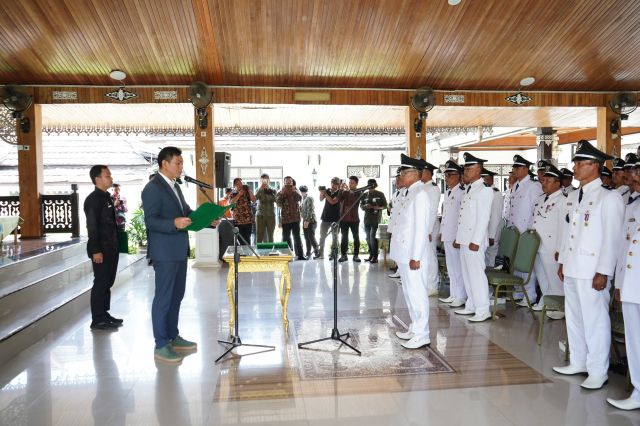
[
  {"x1": 90, "y1": 321, "x2": 119, "y2": 331},
  {"x1": 370, "y1": 258, "x2": 378, "y2": 264},
  {"x1": 364, "y1": 256, "x2": 372, "y2": 262},
  {"x1": 338, "y1": 255, "x2": 348, "y2": 262},
  {"x1": 353, "y1": 256, "x2": 362, "y2": 263},
  {"x1": 106, "y1": 313, "x2": 123, "y2": 324}
]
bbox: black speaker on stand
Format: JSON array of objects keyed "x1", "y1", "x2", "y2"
[{"x1": 215, "y1": 152, "x2": 231, "y2": 188}]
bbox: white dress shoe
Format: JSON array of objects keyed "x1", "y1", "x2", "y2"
[
  {"x1": 454, "y1": 308, "x2": 474, "y2": 315},
  {"x1": 427, "y1": 288, "x2": 439, "y2": 297},
  {"x1": 516, "y1": 299, "x2": 530, "y2": 308},
  {"x1": 531, "y1": 303, "x2": 544, "y2": 311},
  {"x1": 468, "y1": 312, "x2": 492, "y2": 322},
  {"x1": 401, "y1": 336, "x2": 431, "y2": 349},
  {"x1": 580, "y1": 375, "x2": 608, "y2": 390},
  {"x1": 438, "y1": 295, "x2": 455, "y2": 303},
  {"x1": 552, "y1": 365, "x2": 588, "y2": 375},
  {"x1": 395, "y1": 330, "x2": 414, "y2": 340},
  {"x1": 388, "y1": 272, "x2": 401, "y2": 278},
  {"x1": 607, "y1": 396, "x2": 640, "y2": 411},
  {"x1": 448, "y1": 299, "x2": 466, "y2": 308},
  {"x1": 546, "y1": 311, "x2": 565, "y2": 320}
]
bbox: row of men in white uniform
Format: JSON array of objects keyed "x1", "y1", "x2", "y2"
[{"x1": 387, "y1": 142, "x2": 640, "y2": 411}]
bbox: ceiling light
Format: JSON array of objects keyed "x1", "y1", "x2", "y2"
[
  {"x1": 448, "y1": 0, "x2": 462, "y2": 5},
  {"x1": 520, "y1": 76, "x2": 535, "y2": 86},
  {"x1": 109, "y1": 70, "x2": 126, "y2": 81}
]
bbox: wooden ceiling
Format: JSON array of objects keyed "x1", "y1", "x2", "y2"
[{"x1": 2, "y1": 0, "x2": 640, "y2": 91}]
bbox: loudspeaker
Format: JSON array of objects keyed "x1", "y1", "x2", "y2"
[{"x1": 215, "y1": 152, "x2": 231, "y2": 188}]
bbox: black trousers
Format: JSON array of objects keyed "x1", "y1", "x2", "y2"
[
  {"x1": 90, "y1": 250, "x2": 119, "y2": 322},
  {"x1": 282, "y1": 221, "x2": 304, "y2": 258},
  {"x1": 302, "y1": 222, "x2": 319, "y2": 255},
  {"x1": 236, "y1": 223, "x2": 253, "y2": 246},
  {"x1": 364, "y1": 224, "x2": 379, "y2": 258},
  {"x1": 340, "y1": 221, "x2": 360, "y2": 256}
]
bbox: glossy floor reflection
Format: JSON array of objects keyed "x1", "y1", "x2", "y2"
[{"x1": 0, "y1": 258, "x2": 637, "y2": 425}]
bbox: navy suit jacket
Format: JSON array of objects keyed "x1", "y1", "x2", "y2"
[{"x1": 142, "y1": 175, "x2": 193, "y2": 262}]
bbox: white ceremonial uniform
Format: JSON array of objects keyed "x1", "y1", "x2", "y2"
[
  {"x1": 562, "y1": 184, "x2": 576, "y2": 197},
  {"x1": 387, "y1": 189, "x2": 406, "y2": 235},
  {"x1": 508, "y1": 175, "x2": 543, "y2": 300},
  {"x1": 422, "y1": 181, "x2": 441, "y2": 293},
  {"x1": 456, "y1": 179, "x2": 494, "y2": 316},
  {"x1": 389, "y1": 180, "x2": 432, "y2": 339},
  {"x1": 615, "y1": 201, "x2": 640, "y2": 404},
  {"x1": 557, "y1": 178, "x2": 624, "y2": 378},
  {"x1": 440, "y1": 184, "x2": 467, "y2": 302},
  {"x1": 531, "y1": 189, "x2": 565, "y2": 299},
  {"x1": 485, "y1": 186, "x2": 504, "y2": 267},
  {"x1": 616, "y1": 184, "x2": 631, "y2": 205}
]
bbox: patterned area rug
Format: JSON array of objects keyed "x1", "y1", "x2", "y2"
[{"x1": 293, "y1": 316, "x2": 455, "y2": 380}]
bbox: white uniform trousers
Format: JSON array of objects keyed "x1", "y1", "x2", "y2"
[
  {"x1": 485, "y1": 243, "x2": 499, "y2": 267},
  {"x1": 423, "y1": 242, "x2": 439, "y2": 291},
  {"x1": 444, "y1": 242, "x2": 466, "y2": 300},
  {"x1": 622, "y1": 302, "x2": 640, "y2": 402},
  {"x1": 533, "y1": 252, "x2": 564, "y2": 298},
  {"x1": 564, "y1": 276, "x2": 611, "y2": 377},
  {"x1": 459, "y1": 245, "x2": 490, "y2": 316},
  {"x1": 398, "y1": 262, "x2": 430, "y2": 339}
]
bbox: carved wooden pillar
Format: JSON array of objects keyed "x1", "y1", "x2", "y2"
[
  {"x1": 597, "y1": 105, "x2": 620, "y2": 169},
  {"x1": 194, "y1": 104, "x2": 215, "y2": 205},
  {"x1": 405, "y1": 107, "x2": 426, "y2": 159},
  {"x1": 17, "y1": 98, "x2": 44, "y2": 238},
  {"x1": 536, "y1": 127, "x2": 555, "y2": 162}
]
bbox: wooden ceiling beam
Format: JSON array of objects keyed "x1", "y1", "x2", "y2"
[
  {"x1": 558, "y1": 127, "x2": 640, "y2": 144},
  {"x1": 32, "y1": 86, "x2": 611, "y2": 108}
]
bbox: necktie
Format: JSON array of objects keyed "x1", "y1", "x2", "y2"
[
  {"x1": 447, "y1": 190, "x2": 451, "y2": 197},
  {"x1": 515, "y1": 183, "x2": 519, "y2": 191},
  {"x1": 544, "y1": 194, "x2": 549, "y2": 202},
  {"x1": 629, "y1": 196, "x2": 636, "y2": 205},
  {"x1": 578, "y1": 188, "x2": 583, "y2": 203},
  {"x1": 466, "y1": 186, "x2": 470, "y2": 193},
  {"x1": 174, "y1": 183, "x2": 185, "y2": 214}
]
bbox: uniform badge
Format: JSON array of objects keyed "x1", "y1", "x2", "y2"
[{"x1": 584, "y1": 211, "x2": 590, "y2": 223}]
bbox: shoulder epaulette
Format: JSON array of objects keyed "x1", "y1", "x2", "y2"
[
  {"x1": 493, "y1": 187, "x2": 499, "y2": 192},
  {"x1": 432, "y1": 182, "x2": 437, "y2": 186}
]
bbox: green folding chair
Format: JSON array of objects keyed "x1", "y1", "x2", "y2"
[
  {"x1": 537, "y1": 295, "x2": 565, "y2": 345},
  {"x1": 487, "y1": 229, "x2": 540, "y2": 320},
  {"x1": 486, "y1": 225, "x2": 520, "y2": 275}
]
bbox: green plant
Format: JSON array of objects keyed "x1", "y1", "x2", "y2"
[
  {"x1": 347, "y1": 240, "x2": 369, "y2": 255},
  {"x1": 127, "y1": 206, "x2": 147, "y2": 247},
  {"x1": 127, "y1": 245, "x2": 138, "y2": 255}
]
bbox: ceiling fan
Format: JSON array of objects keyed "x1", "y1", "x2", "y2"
[{"x1": 188, "y1": 81, "x2": 214, "y2": 129}]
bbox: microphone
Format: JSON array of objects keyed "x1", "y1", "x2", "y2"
[
  {"x1": 184, "y1": 175, "x2": 213, "y2": 189},
  {"x1": 352, "y1": 184, "x2": 375, "y2": 193}
]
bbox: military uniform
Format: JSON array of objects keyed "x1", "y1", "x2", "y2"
[
  {"x1": 421, "y1": 167, "x2": 441, "y2": 295},
  {"x1": 555, "y1": 140, "x2": 624, "y2": 388},
  {"x1": 508, "y1": 155, "x2": 543, "y2": 302},
  {"x1": 610, "y1": 199, "x2": 640, "y2": 409},
  {"x1": 440, "y1": 160, "x2": 466, "y2": 305},
  {"x1": 481, "y1": 168, "x2": 504, "y2": 267},
  {"x1": 390, "y1": 158, "x2": 432, "y2": 346},
  {"x1": 455, "y1": 153, "x2": 494, "y2": 321},
  {"x1": 531, "y1": 167, "x2": 565, "y2": 304}
]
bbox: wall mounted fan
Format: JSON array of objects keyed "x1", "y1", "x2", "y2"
[
  {"x1": 188, "y1": 82, "x2": 214, "y2": 129},
  {"x1": 1, "y1": 85, "x2": 33, "y2": 133}
]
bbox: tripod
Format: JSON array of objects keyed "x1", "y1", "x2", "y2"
[
  {"x1": 297, "y1": 188, "x2": 369, "y2": 356},
  {"x1": 193, "y1": 186, "x2": 275, "y2": 363}
]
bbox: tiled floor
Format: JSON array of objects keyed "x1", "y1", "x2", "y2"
[{"x1": 0, "y1": 257, "x2": 637, "y2": 425}]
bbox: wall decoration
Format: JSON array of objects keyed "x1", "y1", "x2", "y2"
[
  {"x1": 505, "y1": 92, "x2": 532, "y2": 105},
  {"x1": 105, "y1": 88, "x2": 138, "y2": 102}
]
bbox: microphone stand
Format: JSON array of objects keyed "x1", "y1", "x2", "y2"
[
  {"x1": 297, "y1": 187, "x2": 369, "y2": 356},
  {"x1": 191, "y1": 185, "x2": 275, "y2": 363}
]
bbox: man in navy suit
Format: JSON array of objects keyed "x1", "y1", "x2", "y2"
[{"x1": 142, "y1": 146, "x2": 197, "y2": 364}]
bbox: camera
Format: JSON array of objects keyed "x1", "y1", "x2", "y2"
[
  {"x1": 242, "y1": 184, "x2": 249, "y2": 190},
  {"x1": 318, "y1": 185, "x2": 326, "y2": 191}
]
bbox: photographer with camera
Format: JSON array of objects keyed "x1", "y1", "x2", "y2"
[
  {"x1": 231, "y1": 177, "x2": 256, "y2": 245},
  {"x1": 276, "y1": 176, "x2": 305, "y2": 260},
  {"x1": 255, "y1": 173, "x2": 276, "y2": 242},
  {"x1": 316, "y1": 177, "x2": 341, "y2": 259},
  {"x1": 337, "y1": 176, "x2": 362, "y2": 263}
]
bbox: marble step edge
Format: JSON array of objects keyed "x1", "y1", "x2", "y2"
[
  {"x1": 0, "y1": 254, "x2": 90, "y2": 300},
  {"x1": 0, "y1": 241, "x2": 87, "y2": 278},
  {"x1": 0, "y1": 254, "x2": 144, "y2": 344}
]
